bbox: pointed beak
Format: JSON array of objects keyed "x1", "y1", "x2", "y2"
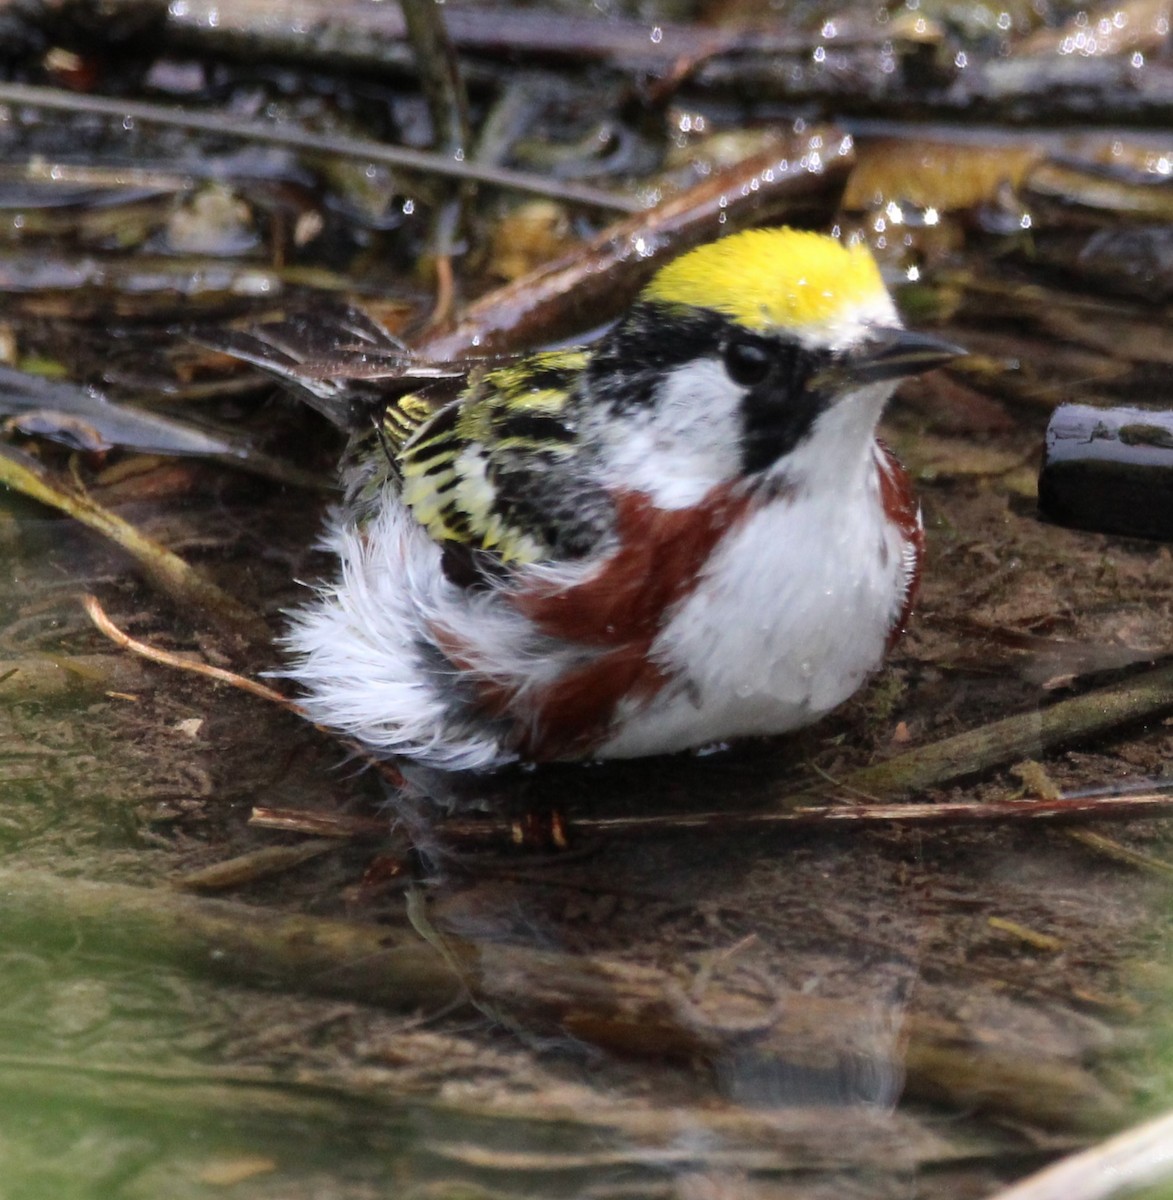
[
  {"x1": 814, "y1": 328, "x2": 966, "y2": 391},
  {"x1": 848, "y1": 328, "x2": 967, "y2": 384}
]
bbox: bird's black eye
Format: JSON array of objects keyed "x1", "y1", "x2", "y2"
[{"x1": 723, "y1": 338, "x2": 772, "y2": 387}]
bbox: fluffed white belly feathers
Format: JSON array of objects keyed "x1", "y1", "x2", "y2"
[
  {"x1": 599, "y1": 451, "x2": 914, "y2": 758},
  {"x1": 284, "y1": 442, "x2": 916, "y2": 770}
]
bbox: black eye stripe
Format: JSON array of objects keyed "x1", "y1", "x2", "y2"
[{"x1": 589, "y1": 302, "x2": 827, "y2": 430}]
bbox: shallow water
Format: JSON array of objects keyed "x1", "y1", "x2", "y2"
[{"x1": 1, "y1": 2, "x2": 1173, "y2": 1196}]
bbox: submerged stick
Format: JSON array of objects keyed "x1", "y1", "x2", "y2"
[
  {"x1": 983, "y1": 1107, "x2": 1173, "y2": 1200},
  {"x1": 0, "y1": 864, "x2": 1121, "y2": 1132},
  {"x1": 0, "y1": 447, "x2": 264, "y2": 638},
  {"x1": 0, "y1": 1053, "x2": 1015, "y2": 1176},
  {"x1": 0, "y1": 864, "x2": 459, "y2": 1010},
  {"x1": 174, "y1": 840, "x2": 340, "y2": 892}
]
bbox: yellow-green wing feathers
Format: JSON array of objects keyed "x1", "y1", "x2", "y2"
[
  {"x1": 379, "y1": 390, "x2": 437, "y2": 456},
  {"x1": 393, "y1": 350, "x2": 596, "y2": 565}
]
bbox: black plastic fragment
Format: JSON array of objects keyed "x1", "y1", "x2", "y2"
[{"x1": 1039, "y1": 402, "x2": 1173, "y2": 542}]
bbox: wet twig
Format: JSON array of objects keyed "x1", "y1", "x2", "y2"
[
  {"x1": 82, "y1": 595, "x2": 409, "y2": 790},
  {"x1": 400, "y1": 0, "x2": 470, "y2": 160},
  {"x1": 0, "y1": 83, "x2": 639, "y2": 214}
]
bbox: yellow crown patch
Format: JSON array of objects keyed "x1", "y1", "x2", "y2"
[{"x1": 641, "y1": 228, "x2": 888, "y2": 333}]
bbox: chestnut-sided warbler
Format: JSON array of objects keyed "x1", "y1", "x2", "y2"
[{"x1": 271, "y1": 228, "x2": 960, "y2": 771}]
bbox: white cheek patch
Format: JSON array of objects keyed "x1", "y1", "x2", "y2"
[{"x1": 592, "y1": 360, "x2": 745, "y2": 509}]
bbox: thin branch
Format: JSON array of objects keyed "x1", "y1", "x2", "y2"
[
  {"x1": 81, "y1": 594, "x2": 300, "y2": 713},
  {"x1": 401, "y1": 0, "x2": 471, "y2": 158},
  {"x1": 0, "y1": 82, "x2": 640, "y2": 214},
  {"x1": 434, "y1": 791, "x2": 1173, "y2": 850},
  {"x1": 82, "y1": 595, "x2": 408, "y2": 789}
]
